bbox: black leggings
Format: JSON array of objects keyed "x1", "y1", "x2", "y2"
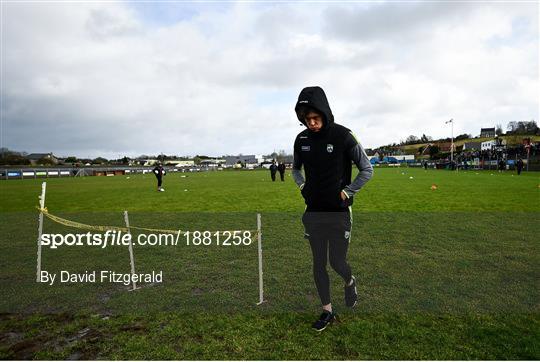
[
  {"x1": 303, "y1": 211, "x2": 352, "y2": 306},
  {"x1": 156, "y1": 177, "x2": 162, "y2": 187}
]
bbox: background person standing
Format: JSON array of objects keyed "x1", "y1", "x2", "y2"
[
  {"x1": 517, "y1": 158, "x2": 524, "y2": 175},
  {"x1": 269, "y1": 161, "x2": 278, "y2": 182},
  {"x1": 277, "y1": 162, "x2": 286, "y2": 181},
  {"x1": 153, "y1": 162, "x2": 166, "y2": 192}
]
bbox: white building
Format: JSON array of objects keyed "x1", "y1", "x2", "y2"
[
  {"x1": 168, "y1": 160, "x2": 195, "y2": 167},
  {"x1": 143, "y1": 159, "x2": 195, "y2": 166},
  {"x1": 143, "y1": 159, "x2": 159, "y2": 166},
  {"x1": 199, "y1": 159, "x2": 226, "y2": 167},
  {"x1": 481, "y1": 140, "x2": 495, "y2": 151},
  {"x1": 481, "y1": 139, "x2": 506, "y2": 151}
]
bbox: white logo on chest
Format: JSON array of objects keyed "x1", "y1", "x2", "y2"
[{"x1": 327, "y1": 144, "x2": 334, "y2": 153}]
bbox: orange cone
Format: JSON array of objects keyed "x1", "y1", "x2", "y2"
[{"x1": 431, "y1": 184, "x2": 438, "y2": 190}]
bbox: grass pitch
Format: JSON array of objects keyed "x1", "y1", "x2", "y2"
[{"x1": 0, "y1": 167, "x2": 539, "y2": 359}]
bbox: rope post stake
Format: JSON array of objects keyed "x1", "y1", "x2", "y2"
[
  {"x1": 36, "y1": 182, "x2": 47, "y2": 282},
  {"x1": 256, "y1": 213, "x2": 265, "y2": 305},
  {"x1": 124, "y1": 211, "x2": 139, "y2": 291}
]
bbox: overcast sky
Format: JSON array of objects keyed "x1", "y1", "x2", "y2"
[{"x1": 1, "y1": 1, "x2": 538, "y2": 159}]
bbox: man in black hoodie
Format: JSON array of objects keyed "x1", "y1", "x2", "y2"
[{"x1": 292, "y1": 86, "x2": 373, "y2": 331}]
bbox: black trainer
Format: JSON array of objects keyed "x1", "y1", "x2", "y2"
[
  {"x1": 312, "y1": 310, "x2": 337, "y2": 331},
  {"x1": 345, "y1": 276, "x2": 358, "y2": 308}
]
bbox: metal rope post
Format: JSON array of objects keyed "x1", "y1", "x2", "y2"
[
  {"x1": 36, "y1": 182, "x2": 46, "y2": 282},
  {"x1": 124, "y1": 211, "x2": 139, "y2": 291},
  {"x1": 256, "y1": 213, "x2": 265, "y2": 305}
]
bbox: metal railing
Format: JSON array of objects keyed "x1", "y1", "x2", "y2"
[{"x1": 0, "y1": 166, "x2": 219, "y2": 180}]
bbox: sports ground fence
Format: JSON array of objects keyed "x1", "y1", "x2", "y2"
[
  {"x1": 0, "y1": 166, "x2": 216, "y2": 180},
  {"x1": 2, "y1": 159, "x2": 539, "y2": 180},
  {"x1": 34, "y1": 182, "x2": 266, "y2": 305}
]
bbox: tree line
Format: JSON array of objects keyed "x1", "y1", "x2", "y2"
[{"x1": 398, "y1": 120, "x2": 538, "y2": 146}]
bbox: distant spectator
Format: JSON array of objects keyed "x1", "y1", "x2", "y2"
[
  {"x1": 153, "y1": 162, "x2": 166, "y2": 191},
  {"x1": 277, "y1": 162, "x2": 286, "y2": 181},
  {"x1": 516, "y1": 158, "x2": 524, "y2": 175},
  {"x1": 498, "y1": 159, "x2": 506, "y2": 172},
  {"x1": 269, "y1": 160, "x2": 277, "y2": 182}
]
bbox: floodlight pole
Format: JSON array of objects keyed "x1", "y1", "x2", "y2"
[
  {"x1": 36, "y1": 182, "x2": 46, "y2": 282},
  {"x1": 446, "y1": 119, "x2": 454, "y2": 169},
  {"x1": 526, "y1": 138, "x2": 530, "y2": 172}
]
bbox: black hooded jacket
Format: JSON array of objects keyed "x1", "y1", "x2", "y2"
[{"x1": 293, "y1": 86, "x2": 373, "y2": 211}]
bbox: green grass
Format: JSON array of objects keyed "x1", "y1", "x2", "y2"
[{"x1": 1, "y1": 168, "x2": 539, "y2": 359}]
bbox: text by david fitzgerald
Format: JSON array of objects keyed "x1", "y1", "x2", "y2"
[{"x1": 39, "y1": 270, "x2": 163, "y2": 286}]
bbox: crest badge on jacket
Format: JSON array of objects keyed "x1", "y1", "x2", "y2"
[{"x1": 327, "y1": 144, "x2": 334, "y2": 153}]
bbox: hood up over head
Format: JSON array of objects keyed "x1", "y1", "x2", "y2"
[{"x1": 294, "y1": 86, "x2": 334, "y2": 129}]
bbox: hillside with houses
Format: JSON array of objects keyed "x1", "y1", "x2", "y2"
[{"x1": 2, "y1": 122, "x2": 539, "y2": 173}]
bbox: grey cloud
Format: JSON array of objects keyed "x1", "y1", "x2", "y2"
[
  {"x1": 324, "y1": 2, "x2": 471, "y2": 43},
  {"x1": 85, "y1": 7, "x2": 142, "y2": 40},
  {"x1": 1, "y1": 2, "x2": 537, "y2": 156}
]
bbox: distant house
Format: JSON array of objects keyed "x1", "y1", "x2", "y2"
[
  {"x1": 167, "y1": 160, "x2": 195, "y2": 167},
  {"x1": 463, "y1": 142, "x2": 482, "y2": 151},
  {"x1": 26, "y1": 153, "x2": 58, "y2": 165},
  {"x1": 143, "y1": 159, "x2": 159, "y2": 166},
  {"x1": 481, "y1": 140, "x2": 495, "y2": 151},
  {"x1": 480, "y1": 128, "x2": 496, "y2": 138},
  {"x1": 199, "y1": 159, "x2": 226, "y2": 167},
  {"x1": 481, "y1": 139, "x2": 506, "y2": 151},
  {"x1": 224, "y1": 155, "x2": 258, "y2": 166}
]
